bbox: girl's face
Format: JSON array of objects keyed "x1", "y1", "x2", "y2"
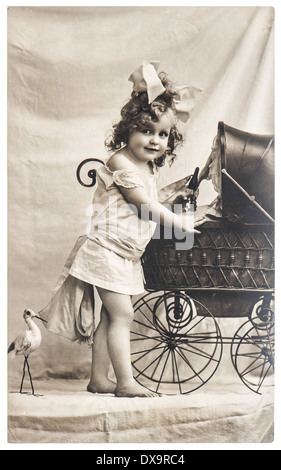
[{"x1": 126, "y1": 113, "x2": 172, "y2": 165}]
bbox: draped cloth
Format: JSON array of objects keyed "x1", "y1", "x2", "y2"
[{"x1": 39, "y1": 236, "x2": 95, "y2": 343}]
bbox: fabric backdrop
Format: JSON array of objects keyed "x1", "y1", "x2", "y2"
[{"x1": 8, "y1": 6, "x2": 274, "y2": 386}]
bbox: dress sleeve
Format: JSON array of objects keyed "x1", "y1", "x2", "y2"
[
  {"x1": 112, "y1": 169, "x2": 145, "y2": 189},
  {"x1": 97, "y1": 165, "x2": 145, "y2": 190}
]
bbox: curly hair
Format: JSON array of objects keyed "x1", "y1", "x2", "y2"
[{"x1": 105, "y1": 72, "x2": 184, "y2": 167}]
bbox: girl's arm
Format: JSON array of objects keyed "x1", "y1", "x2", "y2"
[{"x1": 107, "y1": 154, "x2": 199, "y2": 234}]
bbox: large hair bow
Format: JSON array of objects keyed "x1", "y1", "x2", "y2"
[{"x1": 128, "y1": 60, "x2": 202, "y2": 122}]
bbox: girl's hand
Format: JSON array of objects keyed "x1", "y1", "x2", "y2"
[
  {"x1": 173, "y1": 211, "x2": 200, "y2": 251},
  {"x1": 171, "y1": 188, "x2": 199, "y2": 211},
  {"x1": 194, "y1": 215, "x2": 207, "y2": 227},
  {"x1": 180, "y1": 212, "x2": 201, "y2": 234}
]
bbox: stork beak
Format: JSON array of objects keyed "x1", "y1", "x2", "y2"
[{"x1": 34, "y1": 315, "x2": 48, "y2": 323}]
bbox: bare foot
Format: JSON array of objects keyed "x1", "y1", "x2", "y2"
[
  {"x1": 87, "y1": 378, "x2": 116, "y2": 394},
  {"x1": 115, "y1": 380, "x2": 161, "y2": 398}
]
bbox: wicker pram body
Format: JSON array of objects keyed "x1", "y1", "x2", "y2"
[
  {"x1": 142, "y1": 218, "x2": 274, "y2": 319},
  {"x1": 143, "y1": 219, "x2": 274, "y2": 291}
]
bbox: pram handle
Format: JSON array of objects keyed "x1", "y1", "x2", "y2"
[{"x1": 76, "y1": 158, "x2": 104, "y2": 187}]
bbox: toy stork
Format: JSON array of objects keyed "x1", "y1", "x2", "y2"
[{"x1": 8, "y1": 309, "x2": 47, "y2": 395}]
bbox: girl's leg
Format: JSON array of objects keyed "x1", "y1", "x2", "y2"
[
  {"x1": 87, "y1": 305, "x2": 116, "y2": 394},
  {"x1": 96, "y1": 286, "x2": 159, "y2": 397}
]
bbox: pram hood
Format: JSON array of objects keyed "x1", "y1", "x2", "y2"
[{"x1": 201, "y1": 122, "x2": 274, "y2": 225}]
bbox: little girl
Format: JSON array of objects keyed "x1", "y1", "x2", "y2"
[{"x1": 39, "y1": 61, "x2": 201, "y2": 397}]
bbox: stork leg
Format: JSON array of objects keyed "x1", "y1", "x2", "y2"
[
  {"x1": 20, "y1": 356, "x2": 27, "y2": 394},
  {"x1": 26, "y1": 357, "x2": 35, "y2": 395}
]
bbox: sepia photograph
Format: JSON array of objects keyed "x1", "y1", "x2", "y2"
[{"x1": 6, "y1": 3, "x2": 276, "y2": 448}]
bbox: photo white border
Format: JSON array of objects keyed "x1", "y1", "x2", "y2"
[{"x1": 1, "y1": 0, "x2": 280, "y2": 451}]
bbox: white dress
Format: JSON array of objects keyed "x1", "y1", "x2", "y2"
[{"x1": 39, "y1": 163, "x2": 159, "y2": 342}]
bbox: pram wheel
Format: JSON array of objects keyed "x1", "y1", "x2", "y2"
[
  {"x1": 231, "y1": 315, "x2": 274, "y2": 394},
  {"x1": 131, "y1": 291, "x2": 223, "y2": 395}
]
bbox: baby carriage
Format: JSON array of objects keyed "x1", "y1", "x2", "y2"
[{"x1": 77, "y1": 122, "x2": 274, "y2": 395}]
